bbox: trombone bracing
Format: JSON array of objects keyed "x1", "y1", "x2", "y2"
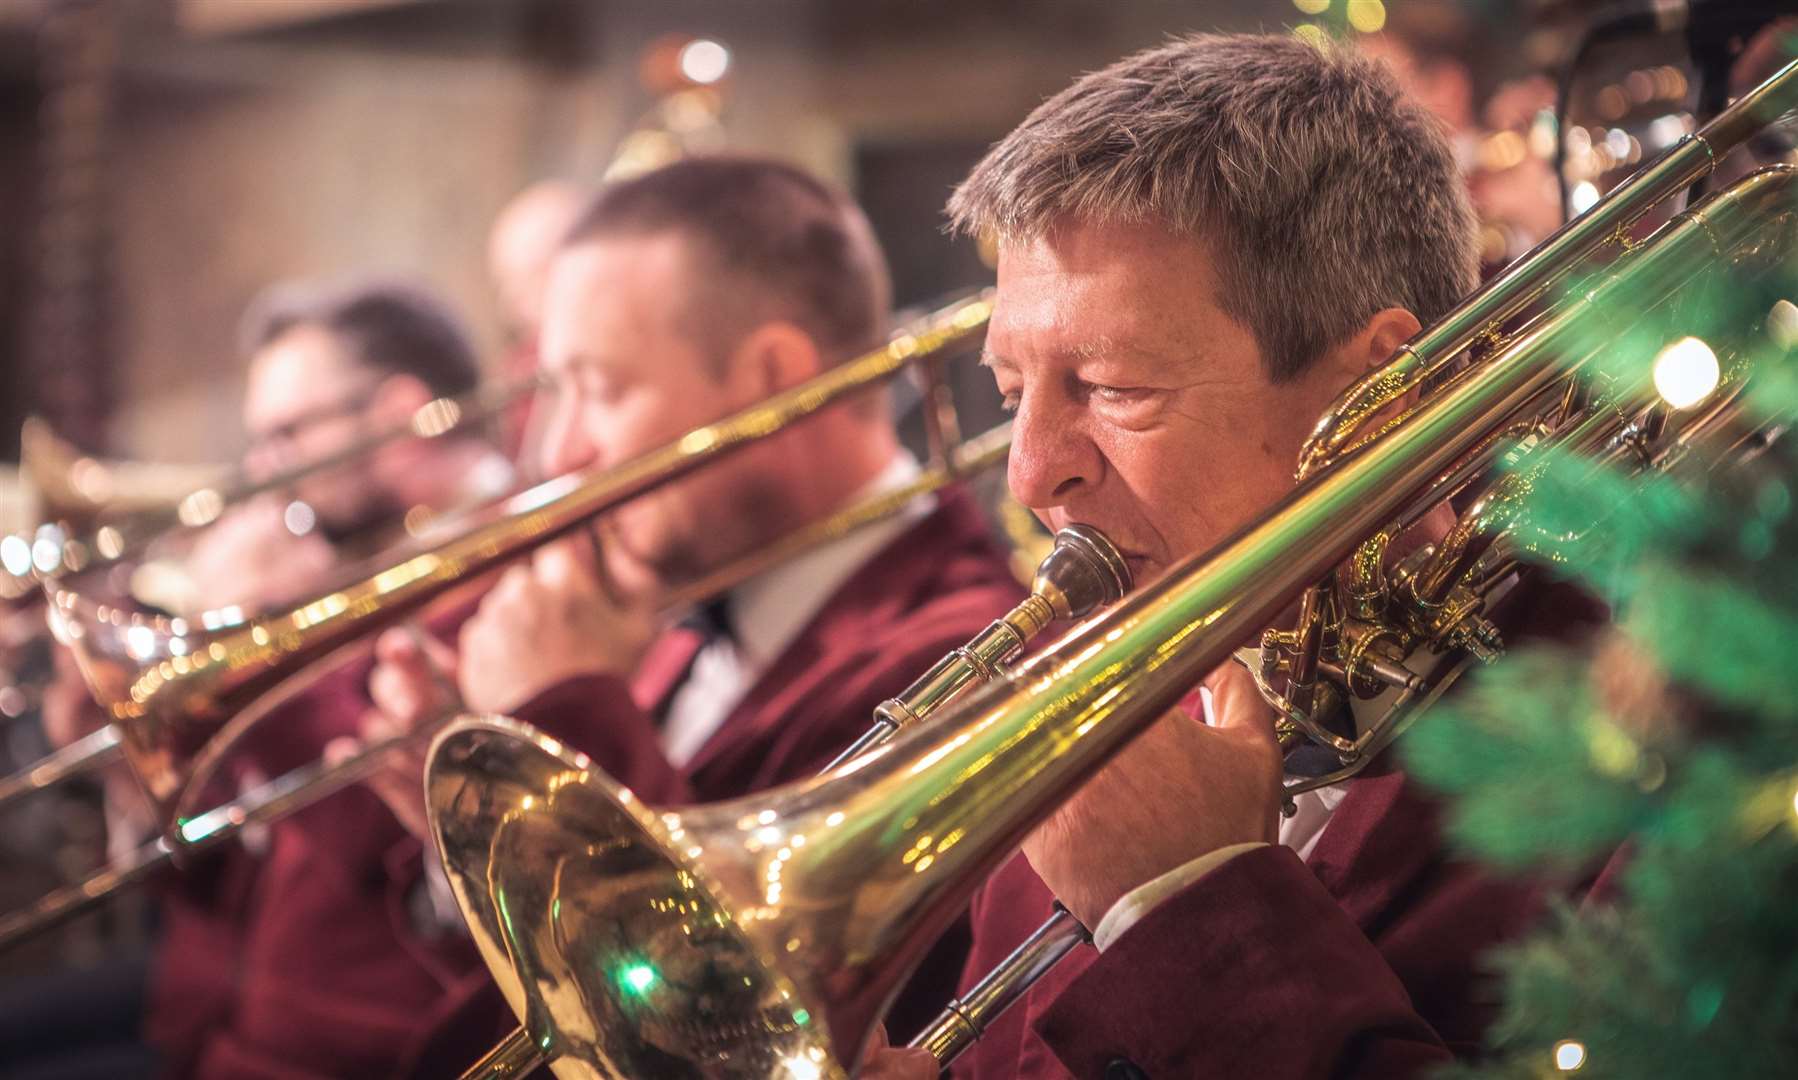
[
  {"x1": 425, "y1": 61, "x2": 1798, "y2": 1080},
  {"x1": 0, "y1": 292, "x2": 1009, "y2": 951}
]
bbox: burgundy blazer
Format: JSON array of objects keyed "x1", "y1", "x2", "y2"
[
  {"x1": 951, "y1": 774, "x2": 1556, "y2": 1079},
  {"x1": 405, "y1": 487, "x2": 1026, "y2": 1077},
  {"x1": 948, "y1": 583, "x2": 1609, "y2": 1080},
  {"x1": 145, "y1": 601, "x2": 485, "y2": 1080},
  {"x1": 164, "y1": 488, "x2": 1023, "y2": 1080},
  {"x1": 144, "y1": 646, "x2": 393, "y2": 1079},
  {"x1": 514, "y1": 492, "x2": 1025, "y2": 805}
]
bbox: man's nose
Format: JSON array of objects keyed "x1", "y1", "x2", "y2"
[
  {"x1": 1007, "y1": 392, "x2": 1100, "y2": 511},
  {"x1": 536, "y1": 397, "x2": 597, "y2": 479}
]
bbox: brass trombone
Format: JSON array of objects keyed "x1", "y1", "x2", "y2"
[
  {"x1": 2, "y1": 375, "x2": 541, "y2": 602},
  {"x1": 0, "y1": 373, "x2": 545, "y2": 820},
  {"x1": 0, "y1": 292, "x2": 1033, "y2": 951},
  {"x1": 16, "y1": 416, "x2": 229, "y2": 536},
  {"x1": 422, "y1": 62, "x2": 1798, "y2": 1080}
]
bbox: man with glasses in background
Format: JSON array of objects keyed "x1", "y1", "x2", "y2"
[
  {"x1": 144, "y1": 279, "x2": 519, "y2": 1079},
  {"x1": 184, "y1": 279, "x2": 515, "y2": 615},
  {"x1": 3, "y1": 278, "x2": 514, "y2": 1080}
]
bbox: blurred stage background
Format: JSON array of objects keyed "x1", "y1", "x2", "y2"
[{"x1": 0, "y1": 0, "x2": 1688, "y2": 472}]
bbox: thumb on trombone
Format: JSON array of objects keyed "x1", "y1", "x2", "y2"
[{"x1": 367, "y1": 624, "x2": 461, "y2": 728}]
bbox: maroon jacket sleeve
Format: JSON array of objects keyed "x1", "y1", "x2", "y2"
[
  {"x1": 144, "y1": 656, "x2": 381, "y2": 1078},
  {"x1": 1034, "y1": 845, "x2": 1451, "y2": 1079},
  {"x1": 507, "y1": 672, "x2": 694, "y2": 804}
]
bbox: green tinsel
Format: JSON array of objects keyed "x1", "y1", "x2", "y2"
[{"x1": 1401, "y1": 263, "x2": 1798, "y2": 1075}]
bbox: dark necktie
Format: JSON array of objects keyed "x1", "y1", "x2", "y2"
[{"x1": 629, "y1": 598, "x2": 735, "y2": 720}]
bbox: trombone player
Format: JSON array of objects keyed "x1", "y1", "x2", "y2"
[
  {"x1": 184, "y1": 278, "x2": 515, "y2": 615},
  {"x1": 865, "y1": 32, "x2": 1592, "y2": 1079},
  {"x1": 233, "y1": 157, "x2": 1023, "y2": 1078},
  {"x1": 124, "y1": 201, "x2": 596, "y2": 1077},
  {"x1": 5, "y1": 278, "x2": 514, "y2": 1079},
  {"x1": 149, "y1": 278, "x2": 516, "y2": 1078}
]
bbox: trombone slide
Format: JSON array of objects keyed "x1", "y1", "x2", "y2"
[
  {"x1": 0, "y1": 727, "x2": 421, "y2": 951},
  {"x1": 0, "y1": 723, "x2": 121, "y2": 810},
  {"x1": 907, "y1": 905, "x2": 1087, "y2": 1063}
]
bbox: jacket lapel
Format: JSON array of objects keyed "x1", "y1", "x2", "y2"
[{"x1": 681, "y1": 491, "x2": 984, "y2": 782}]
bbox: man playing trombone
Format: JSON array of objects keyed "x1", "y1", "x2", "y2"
[
  {"x1": 865, "y1": 32, "x2": 1576, "y2": 1079},
  {"x1": 335, "y1": 157, "x2": 1025, "y2": 1075},
  {"x1": 11, "y1": 279, "x2": 515, "y2": 1080},
  {"x1": 184, "y1": 279, "x2": 516, "y2": 616}
]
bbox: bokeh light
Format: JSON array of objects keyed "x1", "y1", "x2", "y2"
[
  {"x1": 0, "y1": 535, "x2": 29, "y2": 577},
  {"x1": 1571, "y1": 181, "x2": 1601, "y2": 214},
  {"x1": 1554, "y1": 1039, "x2": 1587, "y2": 1071},
  {"x1": 678, "y1": 39, "x2": 731, "y2": 85},
  {"x1": 1345, "y1": 0, "x2": 1386, "y2": 33},
  {"x1": 1652, "y1": 337, "x2": 1721, "y2": 410},
  {"x1": 283, "y1": 499, "x2": 317, "y2": 537}
]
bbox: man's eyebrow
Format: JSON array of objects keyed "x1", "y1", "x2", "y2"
[
  {"x1": 980, "y1": 339, "x2": 1199, "y2": 370},
  {"x1": 980, "y1": 341, "x2": 1126, "y2": 366},
  {"x1": 1070, "y1": 335, "x2": 1183, "y2": 364}
]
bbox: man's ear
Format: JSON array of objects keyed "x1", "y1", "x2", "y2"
[
  {"x1": 726, "y1": 321, "x2": 822, "y2": 400},
  {"x1": 1355, "y1": 307, "x2": 1423, "y2": 374},
  {"x1": 1306, "y1": 307, "x2": 1425, "y2": 440},
  {"x1": 1322, "y1": 306, "x2": 1424, "y2": 403}
]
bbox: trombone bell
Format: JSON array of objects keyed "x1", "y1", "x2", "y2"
[
  {"x1": 430, "y1": 719, "x2": 848, "y2": 1080},
  {"x1": 422, "y1": 524, "x2": 1131, "y2": 1076}
]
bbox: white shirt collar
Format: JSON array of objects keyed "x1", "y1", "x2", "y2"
[
  {"x1": 726, "y1": 452, "x2": 930, "y2": 670},
  {"x1": 657, "y1": 452, "x2": 932, "y2": 769}
]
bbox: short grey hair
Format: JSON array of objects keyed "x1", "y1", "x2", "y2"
[{"x1": 948, "y1": 32, "x2": 1479, "y2": 382}]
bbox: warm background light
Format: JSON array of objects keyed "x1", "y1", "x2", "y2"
[{"x1": 678, "y1": 38, "x2": 731, "y2": 85}]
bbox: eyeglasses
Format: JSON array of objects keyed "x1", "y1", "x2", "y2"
[{"x1": 246, "y1": 382, "x2": 382, "y2": 459}]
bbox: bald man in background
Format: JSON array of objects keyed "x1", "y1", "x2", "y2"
[{"x1": 487, "y1": 180, "x2": 586, "y2": 458}]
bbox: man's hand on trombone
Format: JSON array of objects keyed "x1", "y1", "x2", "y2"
[
  {"x1": 346, "y1": 536, "x2": 657, "y2": 839},
  {"x1": 452, "y1": 537, "x2": 656, "y2": 716},
  {"x1": 1021, "y1": 661, "x2": 1283, "y2": 932}
]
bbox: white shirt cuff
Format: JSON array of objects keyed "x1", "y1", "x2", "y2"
[{"x1": 1091, "y1": 841, "x2": 1270, "y2": 952}]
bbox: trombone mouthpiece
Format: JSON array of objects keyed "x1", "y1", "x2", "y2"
[{"x1": 1031, "y1": 525, "x2": 1131, "y2": 623}]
